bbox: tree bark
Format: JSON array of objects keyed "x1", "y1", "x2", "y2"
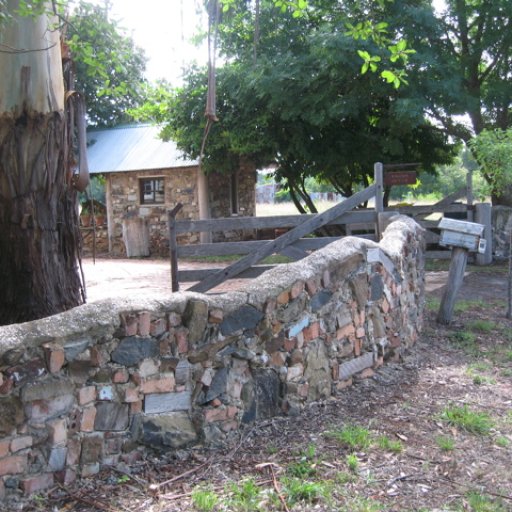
[{"x1": 0, "y1": 1, "x2": 84, "y2": 325}]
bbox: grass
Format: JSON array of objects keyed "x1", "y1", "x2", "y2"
[
  {"x1": 376, "y1": 435, "x2": 403, "y2": 453},
  {"x1": 335, "y1": 471, "x2": 357, "y2": 484},
  {"x1": 469, "y1": 319, "x2": 498, "y2": 333},
  {"x1": 281, "y1": 477, "x2": 332, "y2": 506},
  {"x1": 449, "y1": 330, "x2": 481, "y2": 356},
  {"x1": 464, "y1": 491, "x2": 507, "y2": 512},
  {"x1": 325, "y1": 424, "x2": 372, "y2": 451},
  {"x1": 266, "y1": 444, "x2": 278, "y2": 454},
  {"x1": 287, "y1": 459, "x2": 317, "y2": 478},
  {"x1": 287, "y1": 444, "x2": 318, "y2": 478},
  {"x1": 226, "y1": 477, "x2": 264, "y2": 511},
  {"x1": 441, "y1": 404, "x2": 494, "y2": 435},
  {"x1": 426, "y1": 297, "x2": 441, "y2": 311},
  {"x1": 346, "y1": 453, "x2": 359, "y2": 473},
  {"x1": 339, "y1": 497, "x2": 384, "y2": 512},
  {"x1": 436, "y1": 435, "x2": 456, "y2": 451},
  {"x1": 454, "y1": 299, "x2": 487, "y2": 313},
  {"x1": 494, "y1": 436, "x2": 510, "y2": 448},
  {"x1": 191, "y1": 487, "x2": 219, "y2": 511},
  {"x1": 468, "y1": 361, "x2": 493, "y2": 372},
  {"x1": 256, "y1": 200, "x2": 338, "y2": 216},
  {"x1": 472, "y1": 374, "x2": 496, "y2": 385},
  {"x1": 466, "y1": 363, "x2": 496, "y2": 385}
]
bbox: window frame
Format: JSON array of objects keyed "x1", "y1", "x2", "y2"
[{"x1": 139, "y1": 177, "x2": 165, "y2": 205}]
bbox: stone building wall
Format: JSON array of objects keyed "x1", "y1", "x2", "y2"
[
  {"x1": 0, "y1": 216, "x2": 424, "y2": 502},
  {"x1": 83, "y1": 166, "x2": 258, "y2": 256},
  {"x1": 106, "y1": 167, "x2": 199, "y2": 256}
]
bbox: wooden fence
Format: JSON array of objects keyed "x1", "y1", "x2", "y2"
[{"x1": 169, "y1": 163, "x2": 491, "y2": 292}]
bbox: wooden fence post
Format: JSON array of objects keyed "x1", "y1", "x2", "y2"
[
  {"x1": 374, "y1": 162, "x2": 384, "y2": 239},
  {"x1": 466, "y1": 170, "x2": 474, "y2": 222},
  {"x1": 168, "y1": 203, "x2": 183, "y2": 292},
  {"x1": 437, "y1": 246, "x2": 469, "y2": 325},
  {"x1": 475, "y1": 203, "x2": 492, "y2": 265}
]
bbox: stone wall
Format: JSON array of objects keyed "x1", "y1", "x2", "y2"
[
  {"x1": 0, "y1": 215, "x2": 424, "y2": 502},
  {"x1": 80, "y1": 226, "x2": 109, "y2": 256}
]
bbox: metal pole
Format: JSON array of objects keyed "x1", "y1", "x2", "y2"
[{"x1": 374, "y1": 162, "x2": 384, "y2": 239}]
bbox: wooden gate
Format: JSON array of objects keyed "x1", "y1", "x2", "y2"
[{"x1": 168, "y1": 163, "x2": 491, "y2": 292}]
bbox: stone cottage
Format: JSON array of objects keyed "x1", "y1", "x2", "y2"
[{"x1": 87, "y1": 124, "x2": 257, "y2": 256}]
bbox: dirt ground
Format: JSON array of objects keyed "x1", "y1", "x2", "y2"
[
  {"x1": 82, "y1": 258, "x2": 507, "y2": 301},
  {"x1": 81, "y1": 258, "x2": 247, "y2": 301},
  {"x1": 20, "y1": 260, "x2": 512, "y2": 512}
]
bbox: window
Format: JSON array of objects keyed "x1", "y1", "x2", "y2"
[{"x1": 139, "y1": 178, "x2": 165, "y2": 205}]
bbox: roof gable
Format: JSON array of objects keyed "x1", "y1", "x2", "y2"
[{"x1": 87, "y1": 124, "x2": 198, "y2": 174}]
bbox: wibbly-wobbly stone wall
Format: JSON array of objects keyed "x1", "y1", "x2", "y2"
[{"x1": 0, "y1": 215, "x2": 424, "y2": 501}]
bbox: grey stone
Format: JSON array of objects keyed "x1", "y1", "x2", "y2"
[
  {"x1": 141, "y1": 412, "x2": 197, "y2": 449},
  {"x1": 338, "y1": 352, "x2": 375, "y2": 380},
  {"x1": 304, "y1": 340, "x2": 332, "y2": 401},
  {"x1": 202, "y1": 422, "x2": 224, "y2": 446},
  {"x1": 205, "y1": 367, "x2": 228, "y2": 402},
  {"x1": 64, "y1": 338, "x2": 92, "y2": 361},
  {"x1": 111, "y1": 337, "x2": 159, "y2": 366},
  {"x1": 2, "y1": 348, "x2": 24, "y2": 366},
  {"x1": 349, "y1": 273, "x2": 369, "y2": 308},
  {"x1": 80, "y1": 435, "x2": 103, "y2": 464},
  {"x1": 22, "y1": 379, "x2": 73, "y2": 401},
  {"x1": 0, "y1": 396, "x2": 24, "y2": 435},
  {"x1": 232, "y1": 348, "x2": 256, "y2": 361},
  {"x1": 370, "y1": 306, "x2": 386, "y2": 338},
  {"x1": 26, "y1": 394, "x2": 75, "y2": 422},
  {"x1": 336, "y1": 306, "x2": 353, "y2": 329},
  {"x1": 144, "y1": 391, "x2": 192, "y2": 414},
  {"x1": 183, "y1": 299, "x2": 208, "y2": 343},
  {"x1": 94, "y1": 403, "x2": 129, "y2": 431},
  {"x1": 370, "y1": 273, "x2": 384, "y2": 301},
  {"x1": 220, "y1": 305, "x2": 264, "y2": 335},
  {"x1": 5, "y1": 359, "x2": 46, "y2": 385},
  {"x1": 310, "y1": 290, "x2": 333, "y2": 312},
  {"x1": 4, "y1": 477, "x2": 19, "y2": 488},
  {"x1": 275, "y1": 295, "x2": 307, "y2": 324},
  {"x1": 241, "y1": 368, "x2": 281, "y2": 424},
  {"x1": 68, "y1": 361, "x2": 94, "y2": 384},
  {"x1": 48, "y1": 447, "x2": 67, "y2": 471},
  {"x1": 175, "y1": 360, "x2": 192, "y2": 385}
]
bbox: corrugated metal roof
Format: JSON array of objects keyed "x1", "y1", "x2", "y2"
[{"x1": 87, "y1": 124, "x2": 198, "y2": 174}]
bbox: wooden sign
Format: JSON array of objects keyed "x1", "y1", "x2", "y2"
[{"x1": 383, "y1": 171, "x2": 417, "y2": 186}]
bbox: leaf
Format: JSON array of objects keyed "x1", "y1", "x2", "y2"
[
  {"x1": 396, "y1": 39, "x2": 407, "y2": 51},
  {"x1": 381, "y1": 70, "x2": 396, "y2": 83}
]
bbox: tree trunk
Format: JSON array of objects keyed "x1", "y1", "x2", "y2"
[{"x1": 0, "y1": 1, "x2": 84, "y2": 325}]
